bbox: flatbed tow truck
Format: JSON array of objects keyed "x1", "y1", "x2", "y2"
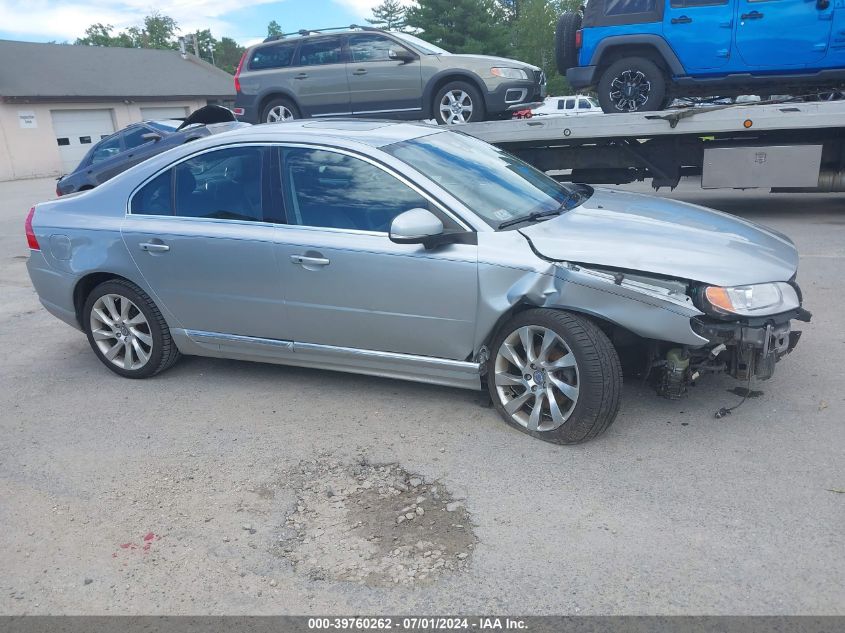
[{"x1": 459, "y1": 99, "x2": 845, "y2": 193}]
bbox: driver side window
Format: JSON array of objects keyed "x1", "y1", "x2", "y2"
[{"x1": 279, "y1": 147, "x2": 450, "y2": 232}]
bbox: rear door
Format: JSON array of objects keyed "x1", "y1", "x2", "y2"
[
  {"x1": 347, "y1": 34, "x2": 423, "y2": 116},
  {"x1": 122, "y1": 145, "x2": 288, "y2": 340},
  {"x1": 735, "y1": 0, "x2": 833, "y2": 67},
  {"x1": 664, "y1": 0, "x2": 734, "y2": 70},
  {"x1": 291, "y1": 36, "x2": 351, "y2": 116}
]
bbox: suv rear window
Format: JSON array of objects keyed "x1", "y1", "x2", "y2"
[{"x1": 250, "y1": 41, "x2": 297, "y2": 70}]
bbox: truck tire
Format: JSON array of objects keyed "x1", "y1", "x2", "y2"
[
  {"x1": 597, "y1": 57, "x2": 667, "y2": 113},
  {"x1": 555, "y1": 12, "x2": 582, "y2": 75},
  {"x1": 487, "y1": 309, "x2": 622, "y2": 444}
]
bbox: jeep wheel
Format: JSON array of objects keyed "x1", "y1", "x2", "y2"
[
  {"x1": 262, "y1": 97, "x2": 299, "y2": 123},
  {"x1": 487, "y1": 309, "x2": 622, "y2": 444},
  {"x1": 597, "y1": 57, "x2": 666, "y2": 113},
  {"x1": 555, "y1": 12, "x2": 583, "y2": 75},
  {"x1": 434, "y1": 81, "x2": 485, "y2": 125}
]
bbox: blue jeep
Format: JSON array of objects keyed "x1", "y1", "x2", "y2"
[{"x1": 555, "y1": 0, "x2": 845, "y2": 113}]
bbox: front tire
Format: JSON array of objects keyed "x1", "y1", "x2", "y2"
[
  {"x1": 597, "y1": 57, "x2": 666, "y2": 113},
  {"x1": 433, "y1": 81, "x2": 485, "y2": 125},
  {"x1": 83, "y1": 279, "x2": 180, "y2": 379},
  {"x1": 487, "y1": 309, "x2": 622, "y2": 444}
]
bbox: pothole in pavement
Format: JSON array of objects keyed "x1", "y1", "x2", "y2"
[{"x1": 273, "y1": 456, "x2": 476, "y2": 586}]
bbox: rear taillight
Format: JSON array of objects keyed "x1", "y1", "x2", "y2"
[
  {"x1": 25, "y1": 206, "x2": 40, "y2": 250},
  {"x1": 575, "y1": 29, "x2": 583, "y2": 49},
  {"x1": 56, "y1": 184, "x2": 62, "y2": 197},
  {"x1": 234, "y1": 51, "x2": 247, "y2": 93}
]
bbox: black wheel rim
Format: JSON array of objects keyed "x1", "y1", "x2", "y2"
[{"x1": 609, "y1": 70, "x2": 652, "y2": 112}]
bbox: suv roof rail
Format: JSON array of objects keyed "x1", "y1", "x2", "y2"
[{"x1": 262, "y1": 24, "x2": 387, "y2": 43}]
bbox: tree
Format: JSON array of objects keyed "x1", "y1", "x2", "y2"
[
  {"x1": 367, "y1": 0, "x2": 407, "y2": 30},
  {"x1": 511, "y1": 0, "x2": 579, "y2": 95},
  {"x1": 267, "y1": 20, "x2": 284, "y2": 38},
  {"x1": 142, "y1": 12, "x2": 179, "y2": 49},
  {"x1": 191, "y1": 28, "x2": 218, "y2": 64},
  {"x1": 75, "y1": 12, "x2": 179, "y2": 50},
  {"x1": 75, "y1": 23, "x2": 120, "y2": 47},
  {"x1": 214, "y1": 37, "x2": 246, "y2": 74},
  {"x1": 405, "y1": 0, "x2": 510, "y2": 56}
]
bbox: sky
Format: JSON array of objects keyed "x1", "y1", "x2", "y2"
[{"x1": 0, "y1": 0, "x2": 394, "y2": 48}]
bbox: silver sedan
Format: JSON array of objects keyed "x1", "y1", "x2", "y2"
[{"x1": 25, "y1": 121, "x2": 809, "y2": 444}]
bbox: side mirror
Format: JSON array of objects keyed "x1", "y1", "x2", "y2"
[
  {"x1": 388, "y1": 47, "x2": 416, "y2": 64},
  {"x1": 817, "y1": 0, "x2": 830, "y2": 9},
  {"x1": 389, "y1": 208, "x2": 444, "y2": 246},
  {"x1": 141, "y1": 132, "x2": 162, "y2": 143}
]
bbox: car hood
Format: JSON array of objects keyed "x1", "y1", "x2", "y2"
[
  {"x1": 518, "y1": 188, "x2": 799, "y2": 287},
  {"x1": 445, "y1": 54, "x2": 540, "y2": 72}
]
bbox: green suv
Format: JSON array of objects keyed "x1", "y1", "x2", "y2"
[{"x1": 233, "y1": 26, "x2": 546, "y2": 125}]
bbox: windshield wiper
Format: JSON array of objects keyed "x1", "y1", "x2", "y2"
[{"x1": 496, "y1": 191, "x2": 583, "y2": 230}]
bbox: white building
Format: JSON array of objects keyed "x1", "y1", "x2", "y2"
[{"x1": 0, "y1": 39, "x2": 235, "y2": 181}]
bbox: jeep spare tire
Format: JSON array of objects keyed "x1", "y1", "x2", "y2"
[{"x1": 555, "y1": 12, "x2": 582, "y2": 75}]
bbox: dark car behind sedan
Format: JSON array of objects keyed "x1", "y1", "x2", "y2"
[{"x1": 56, "y1": 106, "x2": 245, "y2": 196}]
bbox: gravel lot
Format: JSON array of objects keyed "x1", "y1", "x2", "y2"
[{"x1": 1, "y1": 177, "x2": 842, "y2": 615}]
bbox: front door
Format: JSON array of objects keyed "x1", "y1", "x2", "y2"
[
  {"x1": 274, "y1": 145, "x2": 478, "y2": 360},
  {"x1": 346, "y1": 33, "x2": 423, "y2": 116},
  {"x1": 122, "y1": 145, "x2": 288, "y2": 340},
  {"x1": 735, "y1": 0, "x2": 833, "y2": 67},
  {"x1": 664, "y1": 0, "x2": 734, "y2": 70},
  {"x1": 292, "y1": 36, "x2": 351, "y2": 116}
]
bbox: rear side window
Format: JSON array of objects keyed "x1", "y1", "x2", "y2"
[
  {"x1": 131, "y1": 171, "x2": 172, "y2": 215},
  {"x1": 132, "y1": 147, "x2": 264, "y2": 221},
  {"x1": 298, "y1": 37, "x2": 344, "y2": 66},
  {"x1": 249, "y1": 41, "x2": 297, "y2": 70},
  {"x1": 671, "y1": 0, "x2": 726, "y2": 6},
  {"x1": 90, "y1": 135, "x2": 122, "y2": 164},
  {"x1": 605, "y1": 0, "x2": 657, "y2": 15}
]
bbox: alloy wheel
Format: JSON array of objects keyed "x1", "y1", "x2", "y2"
[
  {"x1": 609, "y1": 70, "x2": 652, "y2": 111},
  {"x1": 439, "y1": 90, "x2": 474, "y2": 124},
  {"x1": 493, "y1": 325, "x2": 580, "y2": 432},
  {"x1": 89, "y1": 294, "x2": 153, "y2": 371},
  {"x1": 266, "y1": 105, "x2": 295, "y2": 123}
]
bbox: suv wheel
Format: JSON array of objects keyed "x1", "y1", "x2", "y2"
[
  {"x1": 487, "y1": 309, "x2": 622, "y2": 444},
  {"x1": 434, "y1": 81, "x2": 485, "y2": 125},
  {"x1": 555, "y1": 12, "x2": 583, "y2": 75},
  {"x1": 597, "y1": 57, "x2": 666, "y2": 113},
  {"x1": 262, "y1": 97, "x2": 299, "y2": 123}
]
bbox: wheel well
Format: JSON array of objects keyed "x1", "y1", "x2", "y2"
[
  {"x1": 428, "y1": 74, "x2": 487, "y2": 116},
  {"x1": 73, "y1": 272, "x2": 131, "y2": 327},
  {"x1": 597, "y1": 45, "x2": 671, "y2": 76},
  {"x1": 258, "y1": 92, "x2": 299, "y2": 119}
]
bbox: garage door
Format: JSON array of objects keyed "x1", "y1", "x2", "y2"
[
  {"x1": 50, "y1": 109, "x2": 115, "y2": 175},
  {"x1": 140, "y1": 106, "x2": 188, "y2": 121}
]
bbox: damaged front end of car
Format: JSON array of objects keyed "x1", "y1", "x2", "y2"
[{"x1": 558, "y1": 264, "x2": 812, "y2": 400}]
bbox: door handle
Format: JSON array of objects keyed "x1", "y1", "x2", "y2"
[
  {"x1": 352, "y1": 68, "x2": 368, "y2": 75},
  {"x1": 741, "y1": 11, "x2": 764, "y2": 19},
  {"x1": 671, "y1": 15, "x2": 692, "y2": 24},
  {"x1": 294, "y1": 72, "x2": 308, "y2": 80},
  {"x1": 290, "y1": 254, "x2": 330, "y2": 266},
  {"x1": 139, "y1": 242, "x2": 170, "y2": 253}
]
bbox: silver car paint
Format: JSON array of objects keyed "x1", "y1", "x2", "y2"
[{"x1": 26, "y1": 121, "x2": 798, "y2": 390}]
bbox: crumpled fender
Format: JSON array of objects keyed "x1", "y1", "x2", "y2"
[{"x1": 473, "y1": 231, "x2": 708, "y2": 357}]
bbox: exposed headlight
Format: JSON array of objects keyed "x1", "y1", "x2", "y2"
[
  {"x1": 703, "y1": 282, "x2": 800, "y2": 317},
  {"x1": 491, "y1": 67, "x2": 528, "y2": 80}
]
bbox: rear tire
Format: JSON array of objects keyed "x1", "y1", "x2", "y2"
[
  {"x1": 487, "y1": 309, "x2": 622, "y2": 444},
  {"x1": 83, "y1": 279, "x2": 180, "y2": 379},
  {"x1": 554, "y1": 12, "x2": 583, "y2": 75},
  {"x1": 262, "y1": 97, "x2": 300, "y2": 123},
  {"x1": 597, "y1": 57, "x2": 666, "y2": 113}
]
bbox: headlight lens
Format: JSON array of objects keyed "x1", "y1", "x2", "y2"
[
  {"x1": 703, "y1": 282, "x2": 799, "y2": 317},
  {"x1": 491, "y1": 67, "x2": 528, "y2": 80}
]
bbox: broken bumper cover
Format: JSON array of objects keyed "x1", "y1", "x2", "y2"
[{"x1": 691, "y1": 308, "x2": 811, "y2": 380}]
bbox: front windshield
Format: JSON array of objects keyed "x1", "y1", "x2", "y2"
[
  {"x1": 382, "y1": 131, "x2": 587, "y2": 229},
  {"x1": 390, "y1": 32, "x2": 450, "y2": 55}
]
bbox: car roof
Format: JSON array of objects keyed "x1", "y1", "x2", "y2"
[{"x1": 210, "y1": 119, "x2": 443, "y2": 148}]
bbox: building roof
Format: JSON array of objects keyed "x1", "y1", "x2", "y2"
[{"x1": 0, "y1": 39, "x2": 235, "y2": 100}]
